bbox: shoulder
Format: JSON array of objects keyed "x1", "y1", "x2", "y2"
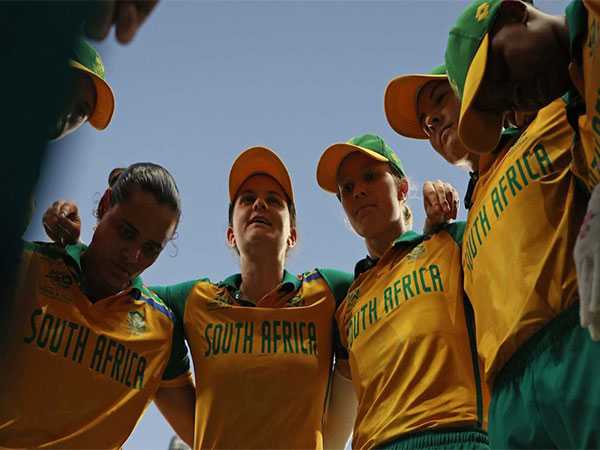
[
  {"x1": 437, "y1": 221, "x2": 466, "y2": 246},
  {"x1": 310, "y1": 268, "x2": 354, "y2": 306},
  {"x1": 139, "y1": 286, "x2": 176, "y2": 322},
  {"x1": 23, "y1": 241, "x2": 66, "y2": 260}
]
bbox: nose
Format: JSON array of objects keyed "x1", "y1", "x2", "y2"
[
  {"x1": 252, "y1": 197, "x2": 267, "y2": 211},
  {"x1": 352, "y1": 180, "x2": 367, "y2": 199},
  {"x1": 122, "y1": 245, "x2": 142, "y2": 264}
]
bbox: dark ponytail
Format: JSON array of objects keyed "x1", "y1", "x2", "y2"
[{"x1": 98, "y1": 163, "x2": 181, "y2": 227}]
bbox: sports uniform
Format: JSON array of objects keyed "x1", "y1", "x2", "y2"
[
  {"x1": 445, "y1": 4, "x2": 600, "y2": 446},
  {"x1": 152, "y1": 268, "x2": 352, "y2": 450},
  {"x1": 317, "y1": 135, "x2": 488, "y2": 450},
  {"x1": 567, "y1": 0, "x2": 600, "y2": 190},
  {"x1": 0, "y1": 242, "x2": 190, "y2": 449}
]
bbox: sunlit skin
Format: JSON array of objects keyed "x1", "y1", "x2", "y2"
[
  {"x1": 81, "y1": 188, "x2": 179, "y2": 301},
  {"x1": 474, "y1": 0, "x2": 570, "y2": 114},
  {"x1": 50, "y1": 71, "x2": 97, "y2": 140},
  {"x1": 336, "y1": 153, "x2": 408, "y2": 259},
  {"x1": 226, "y1": 174, "x2": 297, "y2": 302},
  {"x1": 416, "y1": 80, "x2": 478, "y2": 171}
]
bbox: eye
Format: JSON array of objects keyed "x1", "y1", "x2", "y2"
[
  {"x1": 435, "y1": 90, "x2": 448, "y2": 106},
  {"x1": 239, "y1": 194, "x2": 255, "y2": 205},
  {"x1": 118, "y1": 225, "x2": 136, "y2": 241},
  {"x1": 339, "y1": 182, "x2": 353, "y2": 196},
  {"x1": 267, "y1": 195, "x2": 283, "y2": 206}
]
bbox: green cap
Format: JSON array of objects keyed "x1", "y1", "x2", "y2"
[
  {"x1": 316, "y1": 133, "x2": 405, "y2": 194},
  {"x1": 69, "y1": 40, "x2": 115, "y2": 130},
  {"x1": 384, "y1": 65, "x2": 447, "y2": 139},
  {"x1": 445, "y1": 0, "x2": 505, "y2": 153}
]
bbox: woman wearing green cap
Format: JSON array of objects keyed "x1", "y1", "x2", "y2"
[
  {"x1": 50, "y1": 39, "x2": 116, "y2": 141},
  {"x1": 41, "y1": 147, "x2": 358, "y2": 450},
  {"x1": 385, "y1": 50, "x2": 596, "y2": 447},
  {"x1": 316, "y1": 133, "x2": 488, "y2": 450}
]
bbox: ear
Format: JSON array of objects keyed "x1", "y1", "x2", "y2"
[
  {"x1": 496, "y1": 0, "x2": 528, "y2": 27},
  {"x1": 397, "y1": 178, "x2": 409, "y2": 202},
  {"x1": 226, "y1": 226, "x2": 237, "y2": 249},
  {"x1": 97, "y1": 189, "x2": 112, "y2": 219},
  {"x1": 287, "y1": 227, "x2": 298, "y2": 249}
]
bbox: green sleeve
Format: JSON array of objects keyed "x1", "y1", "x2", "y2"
[
  {"x1": 316, "y1": 268, "x2": 353, "y2": 361},
  {"x1": 443, "y1": 221, "x2": 466, "y2": 247},
  {"x1": 152, "y1": 279, "x2": 205, "y2": 380},
  {"x1": 316, "y1": 268, "x2": 354, "y2": 307}
]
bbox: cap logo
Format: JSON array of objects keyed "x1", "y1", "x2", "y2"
[{"x1": 476, "y1": 2, "x2": 490, "y2": 22}]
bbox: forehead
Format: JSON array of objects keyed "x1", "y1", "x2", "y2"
[
  {"x1": 108, "y1": 189, "x2": 178, "y2": 234},
  {"x1": 337, "y1": 152, "x2": 387, "y2": 180},
  {"x1": 237, "y1": 173, "x2": 286, "y2": 196}
]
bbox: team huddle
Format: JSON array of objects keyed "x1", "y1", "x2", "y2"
[{"x1": 1, "y1": 0, "x2": 599, "y2": 449}]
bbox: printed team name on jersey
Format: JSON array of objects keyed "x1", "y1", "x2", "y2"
[
  {"x1": 23, "y1": 308, "x2": 148, "y2": 389},
  {"x1": 203, "y1": 320, "x2": 318, "y2": 357},
  {"x1": 463, "y1": 144, "x2": 554, "y2": 272},
  {"x1": 346, "y1": 263, "x2": 444, "y2": 348}
]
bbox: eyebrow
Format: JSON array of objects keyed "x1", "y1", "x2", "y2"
[
  {"x1": 429, "y1": 81, "x2": 445, "y2": 100},
  {"x1": 121, "y1": 220, "x2": 163, "y2": 249}
]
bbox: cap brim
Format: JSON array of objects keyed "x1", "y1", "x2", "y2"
[
  {"x1": 316, "y1": 143, "x2": 389, "y2": 194},
  {"x1": 384, "y1": 73, "x2": 447, "y2": 139},
  {"x1": 69, "y1": 60, "x2": 115, "y2": 130},
  {"x1": 458, "y1": 34, "x2": 503, "y2": 153},
  {"x1": 229, "y1": 146, "x2": 294, "y2": 202}
]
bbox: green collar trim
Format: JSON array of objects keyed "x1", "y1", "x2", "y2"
[
  {"x1": 64, "y1": 243, "x2": 143, "y2": 292},
  {"x1": 220, "y1": 270, "x2": 300, "y2": 295},
  {"x1": 354, "y1": 231, "x2": 425, "y2": 277}
]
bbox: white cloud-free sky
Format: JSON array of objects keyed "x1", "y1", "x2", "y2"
[{"x1": 25, "y1": 1, "x2": 568, "y2": 448}]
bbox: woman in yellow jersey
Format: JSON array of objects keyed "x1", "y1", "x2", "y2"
[
  {"x1": 385, "y1": 19, "x2": 597, "y2": 445},
  {"x1": 316, "y1": 133, "x2": 488, "y2": 450},
  {"x1": 0, "y1": 163, "x2": 196, "y2": 449},
  {"x1": 42, "y1": 147, "x2": 358, "y2": 450}
]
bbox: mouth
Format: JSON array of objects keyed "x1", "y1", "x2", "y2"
[
  {"x1": 355, "y1": 204, "x2": 376, "y2": 218},
  {"x1": 248, "y1": 216, "x2": 272, "y2": 227}
]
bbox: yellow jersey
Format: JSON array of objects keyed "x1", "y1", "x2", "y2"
[
  {"x1": 462, "y1": 99, "x2": 587, "y2": 384},
  {"x1": 153, "y1": 268, "x2": 352, "y2": 450},
  {"x1": 0, "y1": 242, "x2": 190, "y2": 449},
  {"x1": 336, "y1": 227, "x2": 485, "y2": 450},
  {"x1": 567, "y1": 0, "x2": 600, "y2": 190}
]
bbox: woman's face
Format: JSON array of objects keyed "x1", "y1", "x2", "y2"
[
  {"x1": 88, "y1": 188, "x2": 179, "y2": 293},
  {"x1": 227, "y1": 174, "x2": 296, "y2": 257},
  {"x1": 49, "y1": 71, "x2": 96, "y2": 141},
  {"x1": 336, "y1": 152, "x2": 406, "y2": 239},
  {"x1": 416, "y1": 80, "x2": 475, "y2": 170}
]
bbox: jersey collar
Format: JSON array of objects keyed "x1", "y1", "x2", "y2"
[
  {"x1": 354, "y1": 230, "x2": 424, "y2": 277},
  {"x1": 220, "y1": 270, "x2": 301, "y2": 303},
  {"x1": 64, "y1": 243, "x2": 144, "y2": 292}
]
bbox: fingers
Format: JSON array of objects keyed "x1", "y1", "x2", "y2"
[
  {"x1": 115, "y1": 0, "x2": 159, "y2": 44},
  {"x1": 445, "y1": 184, "x2": 460, "y2": 220},
  {"x1": 423, "y1": 180, "x2": 460, "y2": 228},
  {"x1": 42, "y1": 200, "x2": 81, "y2": 247},
  {"x1": 84, "y1": 1, "x2": 117, "y2": 41}
]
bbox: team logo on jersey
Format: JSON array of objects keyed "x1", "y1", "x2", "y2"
[
  {"x1": 207, "y1": 288, "x2": 235, "y2": 309},
  {"x1": 345, "y1": 288, "x2": 360, "y2": 310},
  {"x1": 128, "y1": 310, "x2": 147, "y2": 334},
  {"x1": 46, "y1": 269, "x2": 73, "y2": 289},
  {"x1": 407, "y1": 243, "x2": 426, "y2": 260},
  {"x1": 287, "y1": 295, "x2": 305, "y2": 307}
]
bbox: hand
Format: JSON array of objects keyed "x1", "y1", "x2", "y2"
[
  {"x1": 574, "y1": 185, "x2": 600, "y2": 341},
  {"x1": 85, "y1": 1, "x2": 159, "y2": 44},
  {"x1": 42, "y1": 200, "x2": 81, "y2": 247},
  {"x1": 423, "y1": 180, "x2": 459, "y2": 233}
]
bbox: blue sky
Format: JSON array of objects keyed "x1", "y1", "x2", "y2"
[{"x1": 25, "y1": 1, "x2": 568, "y2": 448}]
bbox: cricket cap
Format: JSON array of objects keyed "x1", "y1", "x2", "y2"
[
  {"x1": 317, "y1": 133, "x2": 405, "y2": 194},
  {"x1": 229, "y1": 146, "x2": 294, "y2": 202},
  {"x1": 69, "y1": 40, "x2": 115, "y2": 130}
]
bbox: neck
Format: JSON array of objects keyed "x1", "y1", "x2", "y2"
[
  {"x1": 80, "y1": 249, "x2": 122, "y2": 302},
  {"x1": 238, "y1": 250, "x2": 285, "y2": 303},
  {"x1": 365, "y1": 221, "x2": 407, "y2": 259}
]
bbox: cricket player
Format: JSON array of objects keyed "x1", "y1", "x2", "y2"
[
  {"x1": 443, "y1": 0, "x2": 600, "y2": 341},
  {"x1": 0, "y1": 163, "x2": 194, "y2": 449},
  {"x1": 42, "y1": 147, "x2": 357, "y2": 449},
  {"x1": 316, "y1": 134, "x2": 488, "y2": 450}
]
